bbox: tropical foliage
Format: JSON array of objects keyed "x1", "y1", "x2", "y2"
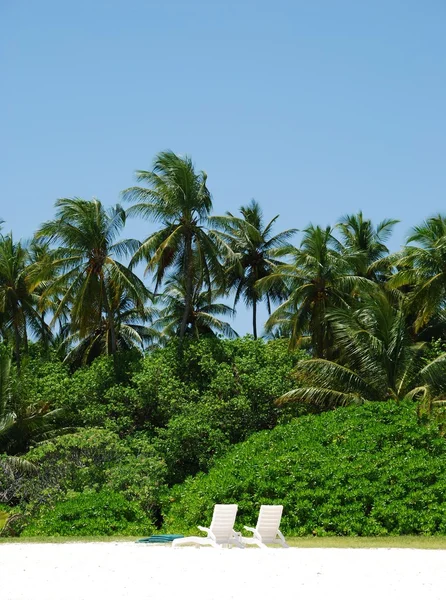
[
  {"x1": 0, "y1": 235, "x2": 50, "y2": 368},
  {"x1": 390, "y1": 215, "x2": 446, "y2": 333},
  {"x1": 278, "y1": 291, "x2": 446, "y2": 410},
  {"x1": 150, "y1": 275, "x2": 237, "y2": 341},
  {"x1": 122, "y1": 151, "x2": 226, "y2": 339},
  {"x1": 335, "y1": 211, "x2": 397, "y2": 280},
  {"x1": 163, "y1": 401, "x2": 446, "y2": 536},
  {"x1": 261, "y1": 225, "x2": 372, "y2": 357},
  {"x1": 2, "y1": 149, "x2": 446, "y2": 539},
  {"x1": 35, "y1": 198, "x2": 148, "y2": 358},
  {"x1": 213, "y1": 200, "x2": 296, "y2": 338}
]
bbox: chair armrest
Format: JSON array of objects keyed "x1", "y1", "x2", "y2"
[
  {"x1": 244, "y1": 526, "x2": 255, "y2": 532},
  {"x1": 197, "y1": 526, "x2": 211, "y2": 534},
  {"x1": 197, "y1": 526, "x2": 217, "y2": 542}
]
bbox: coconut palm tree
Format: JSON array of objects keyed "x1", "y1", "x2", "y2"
[
  {"x1": 0, "y1": 350, "x2": 37, "y2": 474},
  {"x1": 26, "y1": 239, "x2": 61, "y2": 351},
  {"x1": 212, "y1": 200, "x2": 296, "y2": 338},
  {"x1": 260, "y1": 224, "x2": 372, "y2": 357},
  {"x1": 151, "y1": 275, "x2": 237, "y2": 341},
  {"x1": 35, "y1": 198, "x2": 149, "y2": 356},
  {"x1": 61, "y1": 281, "x2": 158, "y2": 366},
  {"x1": 0, "y1": 235, "x2": 50, "y2": 369},
  {"x1": 0, "y1": 352, "x2": 15, "y2": 447},
  {"x1": 277, "y1": 290, "x2": 446, "y2": 410},
  {"x1": 336, "y1": 211, "x2": 398, "y2": 281},
  {"x1": 122, "y1": 151, "x2": 227, "y2": 339},
  {"x1": 390, "y1": 215, "x2": 446, "y2": 334},
  {"x1": 0, "y1": 351, "x2": 61, "y2": 458}
]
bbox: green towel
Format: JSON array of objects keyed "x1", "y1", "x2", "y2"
[{"x1": 136, "y1": 534, "x2": 184, "y2": 544}]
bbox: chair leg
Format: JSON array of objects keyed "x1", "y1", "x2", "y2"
[
  {"x1": 173, "y1": 536, "x2": 220, "y2": 548},
  {"x1": 242, "y1": 538, "x2": 267, "y2": 549},
  {"x1": 277, "y1": 531, "x2": 289, "y2": 548}
]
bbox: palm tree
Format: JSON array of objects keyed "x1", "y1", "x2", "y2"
[
  {"x1": 336, "y1": 211, "x2": 398, "y2": 280},
  {"x1": 0, "y1": 351, "x2": 60, "y2": 458},
  {"x1": 390, "y1": 215, "x2": 446, "y2": 334},
  {"x1": 61, "y1": 281, "x2": 158, "y2": 366},
  {"x1": 212, "y1": 200, "x2": 296, "y2": 338},
  {"x1": 26, "y1": 239, "x2": 61, "y2": 351},
  {"x1": 277, "y1": 291, "x2": 446, "y2": 410},
  {"x1": 122, "y1": 151, "x2": 226, "y2": 339},
  {"x1": 0, "y1": 350, "x2": 37, "y2": 475},
  {"x1": 0, "y1": 235, "x2": 50, "y2": 369},
  {"x1": 0, "y1": 352, "x2": 15, "y2": 447},
  {"x1": 35, "y1": 198, "x2": 148, "y2": 357},
  {"x1": 151, "y1": 275, "x2": 237, "y2": 341},
  {"x1": 260, "y1": 224, "x2": 372, "y2": 357}
]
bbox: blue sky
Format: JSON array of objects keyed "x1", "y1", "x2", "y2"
[{"x1": 1, "y1": 0, "x2": 445, "y2": 334}]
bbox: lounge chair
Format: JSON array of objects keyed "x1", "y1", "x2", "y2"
[
  {"x1": 242, "y1": 505, "x2": 289, "y2": 548},
  {"x1": 172, "y1": 504, "x2": 244, "y2": 548}
]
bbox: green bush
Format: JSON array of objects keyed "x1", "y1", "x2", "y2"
[
  {"x1": 155, "y1": 413, "x2": 229, "y2": 483},
  {"x1": 0, "y1": 503, "x2": 9, "y2": 532},
  {"x1": 105, "y1": 434, "x2": 168, "y2": 519},
  {"x1": 21, "y1": 490, "x2": 150, "y2": 536},
  {"x1": 163, "y1": 401, "x2": 446, "y2": 536},
  {"x1": 11, "y1": 350, "x2": 71, "y2": 411},
  {"x1": 3, "y1": 337, "x2": 307, "y2": 527},
  {"x1": 20, "y1": 429, "x2": 167, "y2": 523},
  {"x1": 23, "y1": 429, "x2": 131, "y2": 501},
  {"x1": 57, "y1": 355, "x2": 122, "y2": 428},
  {"x1": 55, "y1": 338, "x2": 305, "y2": 440},
  {"x1": 56, "y1": 337, "x2": 305, "y2": 484},
  {"x1": 148, "y1": 337, "x2": 306, "y2": 482}
]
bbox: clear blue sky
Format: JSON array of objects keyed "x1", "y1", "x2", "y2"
[{"x1": 1, "y1": 0, "x2": 445, "y2": 334}]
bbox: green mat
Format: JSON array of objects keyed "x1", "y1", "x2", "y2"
[{"x1": 136, "y1": 534, "x2": 184, "y2": 544}]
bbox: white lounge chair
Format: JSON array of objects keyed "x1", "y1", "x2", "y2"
[
  {"x1": 172, "y1": 504, "x2": 244, "y2": 548},
  {"x1": 242, "y1": 505, "x2": 289, "y2": 548}
]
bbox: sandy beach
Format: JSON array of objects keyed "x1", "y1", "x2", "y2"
[{"x1": 1, "y1": 543, "x2": 445, "y2": 600}]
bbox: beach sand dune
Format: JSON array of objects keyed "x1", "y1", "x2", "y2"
[{"x1": 1, "y1": 543, "x2": 445, "y2": 600}]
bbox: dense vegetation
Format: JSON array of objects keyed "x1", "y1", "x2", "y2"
[
  {"x1": 0, "y1": 338, "x2": 305, "y2": 535},
  {"x1": 2, "y1": 150, "x2": 446, "y2": 537},
  {"x1": 164, "y1": 401, "x2": 446, "y2": 536}
]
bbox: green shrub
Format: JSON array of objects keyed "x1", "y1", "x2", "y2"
[
  {"x1": 58, "y1": 355, "x2": 121, "y2": 428},
  {"x1": 148, "y1": 337, "x2": 306, "y2": 482},
  {"x1": 163, "y1": 401, "x2": 446, "y2": 536},
  {"x1": 21, "y1": 490, "x2": 150, "y2": 536},
  {"x1": 55, "y1": 338, "x2": 305, "y2": 444},
  {"x1": 0, "y1": 504, "x2": 9, "y2": 532},
  {"x1": 23, "y1": 429, "x2": 131, "y2": 499},
  {"x1": 58, "y1": 337, "x2": 305, "y2": 484},
  {"x1": 154, "y1": 413, "x2": 229, "y2": 483},
  {"x1": 105, "y1": 434, "x2": 168, "y2": 519},
  {"x1": 6, "y1": 338, "x2": 306, "y2": 508},
  {"x1": 20, "y1": 429, "x2": 167, "y2": 524},
  {"x1": 11, "y1": 351, "x2": 70, "y2": 411}
]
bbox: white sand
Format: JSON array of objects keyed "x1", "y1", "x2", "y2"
[{"x1": 1, "y1": 543, "x2": 445, "y2": 599}]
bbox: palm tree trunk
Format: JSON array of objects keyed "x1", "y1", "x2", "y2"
[
  {"x1": 23, "y1": 316, "x2": 28, "y2": 355},
  {"x1": 101, "y1": 277, "x2": 117, "y2": 355},
  {"x1": 40, "y1": 312, "x2": 49, "y2": 352},
  {"x1": 13, "y1": 317, "x2": 21, "y2": 372},
  {"x1": 180, "y1": 232, "x2": 193, "y2": 339},
  {"x1": 106, "y1": 307, "x2": 117, "y2": 355},
  {"x1": 253, "y1": 298, "x2": 258, "y2": 339}
]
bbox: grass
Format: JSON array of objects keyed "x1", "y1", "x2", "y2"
[
  {"x1": 0, "y1": 536, "x2": 140, "y2": 544},
  {"x1": 2, "y1": 535, "x2": 446, "y2": 548},
  {"x1": 287, "y1": 536, "x2": 446, "y2": 549}
]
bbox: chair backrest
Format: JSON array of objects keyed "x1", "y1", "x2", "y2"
[
  {"x1": 209, "y1": 504, "x2": 238, "y2": 542},
  {"x1": 255, "y1": 505, "x2": 283, "y2": 541}
]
